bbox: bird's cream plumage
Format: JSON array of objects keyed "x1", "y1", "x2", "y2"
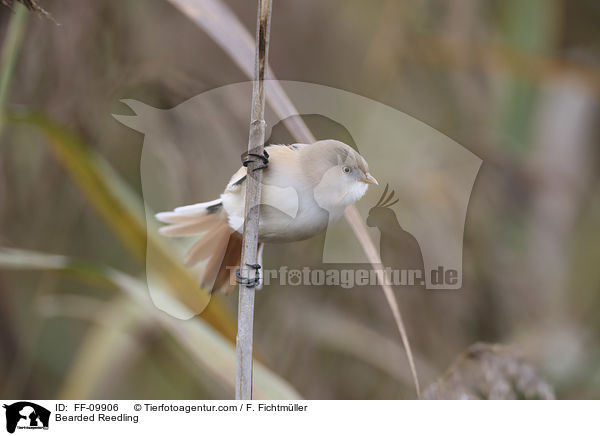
[{"x1": 156, "y1": 139, "x2": 377, "y2": 293}]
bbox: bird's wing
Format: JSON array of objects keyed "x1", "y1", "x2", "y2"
[
  {"x1": 226, "y1": 166, "x2": 247, "y2": 192},
  {"x1": 227, "y1": 143, "x2": 306, "y2": 192}
]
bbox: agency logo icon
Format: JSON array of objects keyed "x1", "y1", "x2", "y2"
[
  {"x1": 114, "y1": 80, "x2": 481, "y2": 318},
  {"x1": 367, "y1": 184, "x2": 425, "y2": 285},
  {"x1": 3, "y1": 402, "x2": 50, "y2": 434}
]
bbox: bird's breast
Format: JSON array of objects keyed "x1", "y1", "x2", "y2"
[{"x1": 257, "y1": 203, "x2": 330, "y2": 243}]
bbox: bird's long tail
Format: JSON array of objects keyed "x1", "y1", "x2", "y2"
[{"x1": 155, "y1": 199, "x2": 241, "y2": 294}]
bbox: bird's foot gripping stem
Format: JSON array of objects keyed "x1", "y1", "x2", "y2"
[
  {"x1": 235, "y1": 263, "x2": 262, "y2": 288},
  {"x1": 242, "y1": 149, "x2": 269, "y2": 172}
]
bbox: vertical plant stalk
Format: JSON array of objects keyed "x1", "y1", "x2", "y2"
[
  {"x1": 345, "y1": 206, "x2": 420, "y2": 397},
  {"x1": 235, "y1": 0, "x2": 272, "y2": 400},
  {"x1": 0, "y1": 3, "x2": 27, "y2": 135}
]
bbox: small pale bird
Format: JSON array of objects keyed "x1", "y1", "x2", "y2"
[{"x1": 156, "y1": 139, "x2": 378, "y2": 293}]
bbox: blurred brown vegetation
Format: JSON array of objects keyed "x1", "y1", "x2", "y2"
[{"x1": 0, "y1": 0, "x2": 599, "y2": 399}]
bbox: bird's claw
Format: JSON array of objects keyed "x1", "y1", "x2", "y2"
[
  {"x1": 242, "y1": 149, "x2": 269, "y2": 172},
  {"x1": 235, "y1": 263, "x2": 262, "y2": 288}
]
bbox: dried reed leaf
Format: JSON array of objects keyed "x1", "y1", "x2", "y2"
[
  {"x1": 0, "y1": 247, "x2": 302, "y2": 399},
  {"x1": 9, "y1": 112, "x2": 236, "y2": 341}
]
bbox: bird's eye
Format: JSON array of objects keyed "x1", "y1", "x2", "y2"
[{"x1": 342, "y1": 166, "x2": 352, "y2": 174}]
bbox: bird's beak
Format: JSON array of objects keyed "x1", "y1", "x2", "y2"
[{"x1": 362, "y1": 173, "x2": 379, "y2": 185}]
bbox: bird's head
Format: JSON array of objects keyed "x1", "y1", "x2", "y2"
[{"x1": 306, "y1": 140, "x2": 378, "y2": 212}]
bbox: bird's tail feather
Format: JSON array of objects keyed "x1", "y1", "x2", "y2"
[{"x1": 156, "y1": 199, "x2": 241, "y2": 294}]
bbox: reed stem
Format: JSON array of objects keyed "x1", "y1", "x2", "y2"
[{"x1": 235, "y1": 0, "x2": 273, "y2": 400}]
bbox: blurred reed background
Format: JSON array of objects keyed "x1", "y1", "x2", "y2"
[{"x1": 0, "y1": 0, "x2": 599, "y2": 399}]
